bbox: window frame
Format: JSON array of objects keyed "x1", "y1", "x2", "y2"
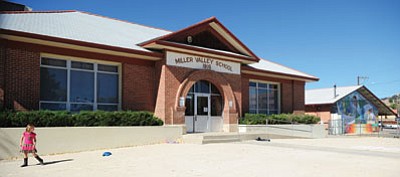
[
  {"x1": 249, "y1": 80, "x2": 281, "y2": 115},
  {"x1": 186, "y1": 80, "x2": 223, "y2": 117},
  {"x1": 39, "y1": 55, "x2": 121, "y2": 111}
]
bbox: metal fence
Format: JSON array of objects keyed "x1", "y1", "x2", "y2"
[{"x1": 328, "y1": 118, "x2": 400, "y2": 138}]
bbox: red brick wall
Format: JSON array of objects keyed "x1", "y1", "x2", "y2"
[
  {"x1": 2, "y1": 41, "x2": 158, "y2": 112},
  {"x1": 154, "y1": 62, "x2": 242, "y2": 124},
  {"x1": 292, "y1": 80, "x2": 305, "y2": 114},
  {"x1": 305, "y1": 104, "x2": 332, "y2": 123},
  {"x1": 3, "y1": 46, "x2": 40, "y2": 110},
  {"x1": 241, "y1": 77, "x2": 249, "y2": 117},
  {"x1": 122, "y1": 63, "x2": 155, "y2": 111},
  {"x1": 281, "y1": 81, "x2": 293, "y2": 113},
  {"x1": 2, "y1": 40, "x2": 308, "y2": 119},
  {"x1": 154, "y1": 60, "x2": 166, "y2": 122}
]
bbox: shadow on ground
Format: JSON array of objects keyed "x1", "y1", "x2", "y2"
[{"x1": 43, "y1": 159, "x2": 74, "y2": 165}]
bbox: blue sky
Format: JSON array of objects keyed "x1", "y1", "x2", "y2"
[{"x1": 10, "y1": 0, "x2": 400, "y2": 98}]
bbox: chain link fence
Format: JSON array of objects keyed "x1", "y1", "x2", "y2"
[{"x1": 328, "y1": 118, "x2": 400, "y2": 138}]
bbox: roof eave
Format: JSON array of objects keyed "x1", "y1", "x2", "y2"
[
  {"x1": 358, "y1": 86, "x2": 397, "y2": 116},
  {"x1": 242, "y1": 65, "x2": 320, "y2": 82},
  {"x1": 0, "y1": 29, "x2": 163, "y2": 59},
  {"x1": 146, "y1": 40, "x2": 259, "y2": 64}
]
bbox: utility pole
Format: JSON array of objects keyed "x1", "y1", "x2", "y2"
[
  {"x1": 397, "y1": 93, "x2": 400, "y2": 118},
  {"x1": 357, "y1": 76, "x2": 369, "y2": 85}
]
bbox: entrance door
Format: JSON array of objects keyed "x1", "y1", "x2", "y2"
[
  {"x1": 194, "y1": 95, "x2": 210, "y2": 132},
  {"x1": 184, "y1": 80, "x2": 223, "y2": 133}
]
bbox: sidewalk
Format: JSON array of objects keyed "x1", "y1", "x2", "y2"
[{"x1": 1, "y1": 137, "x2": 399, "y2": 177}]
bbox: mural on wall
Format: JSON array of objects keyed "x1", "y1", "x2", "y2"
[{"x1": 336, "y1": 91, "x2": 379, "y2": 133}]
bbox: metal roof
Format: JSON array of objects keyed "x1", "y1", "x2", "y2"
[
  {"x1": 1, "y1": 11, "x2": 318, "y2": 81},
  {"x1": 0, "y1": 11, "x2": 171, "y2": 52},
  {"x1": 248, "y1": 58, "x2": 319, "y2": 81},
  {"x1": 306, "y1": 85, "x2": 396, "y2": 116},
  {"x1": 305, "y1": 85, "x2": 362, "y2": 105}
]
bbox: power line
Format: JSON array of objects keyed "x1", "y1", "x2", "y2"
[{"x1": 370, "y1": 79, "x2": 400, "y2": 85}]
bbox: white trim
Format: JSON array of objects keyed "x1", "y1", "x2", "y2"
[
  {"x1": 66, "y1": 60, "x2": 71, "y2": 110},
  {"x1": 118, "y1": 64, "x2": 122, "y2": 111},
  {"x1": 41, "y1": 53, "x2": 120, "y2": 65},
  {"x1": 249, "y1": 79, "x2": 281, "y2": 86},
  {"x1": 94, "y1": 64, "x2": 98, "y2": 110},
  {"x1": 209, "y1": 22, "x2": 251, "y2": 56},
  {"x1": 2, "y1": 34, "x2": 161, "y2": 60},
  {"x1": 243, "y1": 70, "x2": 317, "y2": 82},
  {"x1": 147, "y1": 43, "x2": 255, "y2": 64}
]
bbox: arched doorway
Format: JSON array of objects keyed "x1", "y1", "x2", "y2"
[{"x1": 185, "y1": 80, "x2": 223, "y2": 133}]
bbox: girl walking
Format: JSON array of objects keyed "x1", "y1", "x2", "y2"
[{"x1": 20, "y1": 124, "x2": 44, "y2": 167}]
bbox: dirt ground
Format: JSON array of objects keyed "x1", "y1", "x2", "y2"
[{"x1": 1, "y1": 137, "x2": 399, "y2": 177}]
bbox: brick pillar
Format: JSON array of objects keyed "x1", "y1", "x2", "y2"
[
  {"x1": 122, "y1": 63, "x2": 155, "y2": 112},
  {"x1": 4, "y1": 47, "x2": 40, "y2": 110}
]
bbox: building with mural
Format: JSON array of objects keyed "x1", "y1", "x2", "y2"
[{"x1": 305, "y1": 85, "x2": 396, "y2": 134}]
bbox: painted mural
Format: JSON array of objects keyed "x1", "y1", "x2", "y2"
[{"x1": 336, "y1": 91, "x2": 379, "y2": 133}]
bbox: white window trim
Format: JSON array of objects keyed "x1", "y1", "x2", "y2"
[
  {"x1": 39, "y1": 54, "x2": 121, "y2": 111},
  {"x1": 249, "y1": 80, "x2": 281, "y2": 114}
]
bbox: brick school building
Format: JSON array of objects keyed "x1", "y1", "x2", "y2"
[{"x1": 0, "y1": 10, "x2": 318, "y2": 132}]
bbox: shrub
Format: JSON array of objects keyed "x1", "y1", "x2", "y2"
[
  {"x1": 240, "y1": 113, "x2": 320, "y2": 125},
  {"x1": 0, "y1": 110, "x2": 163, "y2": 127}
]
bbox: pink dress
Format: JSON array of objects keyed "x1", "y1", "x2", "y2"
[{"x1": 21, "y1": 132, "x2": 37, "y2": 153}]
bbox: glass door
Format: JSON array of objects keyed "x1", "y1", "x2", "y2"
[{"x1": 194, "y1": 95, "x2": 210, "y2": 132}]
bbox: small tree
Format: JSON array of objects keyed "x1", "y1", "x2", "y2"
[{"x1": 390, "y1": 103, "x2": 397, "y2": 110}]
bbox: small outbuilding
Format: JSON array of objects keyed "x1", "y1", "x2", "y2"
[{"x1": 305, "y1": 85, "x2": 396, "y2": 134}]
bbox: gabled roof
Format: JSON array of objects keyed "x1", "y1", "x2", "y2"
[
  {"x1": 139, "y1": 17, "x2": 260, "y2": 63},
  {"x1": 306, "y1": 85, "x2": 396, "y2": 115},
  {"x1": 306, "y1": 85, "x2": 362, "y2": 105},
  {"x1": 243, "y1": 58, "x2": 319, "y2": 82},
  {"x1": 0, "y1": 11, "x2": 171, "y2": 52}
]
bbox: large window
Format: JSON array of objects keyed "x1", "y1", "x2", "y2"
[
  {"x1": 40, "y1": 58, "x2": 119, "y2": 111},
  {"x1": 249, "y1": 81, "x2": 280, "y2": 114}
]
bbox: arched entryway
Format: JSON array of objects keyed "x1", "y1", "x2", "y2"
[
  {"x1": 173, "y1": 69, "x2": 239, "y2": 133},
  {"x1": 184, "y1": 80, "x2": 223, "y2": 133}
]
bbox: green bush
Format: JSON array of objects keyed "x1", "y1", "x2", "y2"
[
  {"x1": 0, "y1": 110, "x2": 163, "y2": 127},
  {"x1": 240, "y1": 113, "x2": 320, "y2": 125}
]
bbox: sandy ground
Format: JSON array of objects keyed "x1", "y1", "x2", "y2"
[{"x1": 1, "y1": 137, "x2": 399, "y2": 177}]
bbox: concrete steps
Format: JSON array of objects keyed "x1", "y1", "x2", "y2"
[
  {"x1": 182, "y1": 132, "x2": 305, "y2": 144},
  {"x1": 183, "y1": 133, "x2": 241, "y2": 144}
]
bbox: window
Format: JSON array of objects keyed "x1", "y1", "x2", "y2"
[
  {"x1": 40, "y1": 58, "x2": 119, "y2": 112},
  {"x1": 249, "y1": 81, "x2": 280, "y2": 114}
]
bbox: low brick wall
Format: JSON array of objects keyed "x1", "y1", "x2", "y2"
[
  {"x1": 0, "y1": 126, "x2": 184, "y2": 160},
  {"x1": 238, "y1": 124, "x2": 327, "y2": 139}
]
